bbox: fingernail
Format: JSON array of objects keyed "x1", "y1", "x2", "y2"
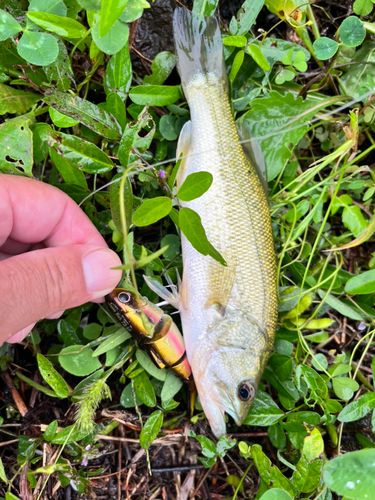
[{"x1": 83, "y1": 248, "x2": 122, "y2": 297}]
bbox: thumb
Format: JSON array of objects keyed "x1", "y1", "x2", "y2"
[{"x1": 0, "y1": 245, "x2": 122, "y2": 341}]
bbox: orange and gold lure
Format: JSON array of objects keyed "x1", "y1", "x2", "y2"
[{"x1": 106, "y1": 288, "x2": 196, "y2": 409}]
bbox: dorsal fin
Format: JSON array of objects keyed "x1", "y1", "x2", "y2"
[{"x1": 236, "y1": 119, "x2": 269, "y2": 200}]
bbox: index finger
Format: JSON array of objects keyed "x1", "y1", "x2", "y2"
[{"x1": 0, "y1": 175, "x2": 106, "y2": 248}]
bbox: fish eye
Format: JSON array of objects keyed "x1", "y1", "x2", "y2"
[
  {"x1": 238, "y1": 382, "x2": 255, "y2": 402},
  {"x1": 118, "y1": 292, "x2": 131, "y2": 304}
]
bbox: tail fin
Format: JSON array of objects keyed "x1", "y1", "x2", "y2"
[{"x1": 173, "y1": 8, "x2": 226, "y2": 88}]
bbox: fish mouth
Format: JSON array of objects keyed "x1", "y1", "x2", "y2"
[{"x1": 211, "y1": 384, "x2": 241, "y2": 426}]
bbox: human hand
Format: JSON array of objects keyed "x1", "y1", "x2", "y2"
[{"x1": 0, "y1": 175, "x2": 122, "y2": 344}]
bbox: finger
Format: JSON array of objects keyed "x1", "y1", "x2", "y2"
[
  {"x1": 46, "y1": 310, "x2": 64, "y2": 319},
  {"x1": 0, "y1": 244, "x2": 122, "y2": 341},
  {"x1": 6, "y1": 324, "x2": 36, "y2": 344},
  {"x1": 0, "y1": 175, "x2": 106, "y2": 248}
]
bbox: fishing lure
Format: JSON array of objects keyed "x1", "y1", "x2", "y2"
[{"x1": 106, "y1": 288, "x2": 196, "y2": 409}]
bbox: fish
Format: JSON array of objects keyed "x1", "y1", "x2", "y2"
[
  {"x1": 146, "y1": 8, "x2": 278, "y2": 438},
  {"x1": 106, "y1": 288, "x2": 196, "y2": 410}
]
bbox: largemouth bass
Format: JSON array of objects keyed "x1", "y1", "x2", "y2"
[{"x1": 148, "y1": 9, "x2": 278, "y2": 438}]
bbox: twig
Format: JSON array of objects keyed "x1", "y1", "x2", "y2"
[
  {"x1": 131, "y1": 46, "x2": 153, "y2": 64},
  {"x1": 2, "y1": 372, "x2": 28, "y2": 416}
]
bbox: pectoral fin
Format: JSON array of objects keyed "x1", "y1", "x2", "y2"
[{"x1": 143, "y1": 275, "x2": 180, "y2": 310}]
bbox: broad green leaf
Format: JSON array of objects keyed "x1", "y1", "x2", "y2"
[
  {"x1": 260, "y1": 489, "x2": 293, "y2": 500},
  {"x1": 246, "y1": 44, "x2": 270, "y2": 71},
  {"x1": 338, "y1": 392, "x2": 375, "y2": 422},
  {"x1": 0, "y1": 83, "x2": 40, "y2": 115},
  {"x1": 27, "y1": 12, "x2": 86, "y2": 38},
  {"x1": 332, "y1": 377, "x2": 359, "y2": 401},
  {"x1": 179, "y1": 207, "x2": 226, "y2": 266},
  {"x1": 161, "y1": 234, "x2": 180, "y2": 260},
  {"x1": 0, "y1": 118, "x2": 33, "y2": 176},
  {"x1": 120, "y1": 382, "x2": 143, "y2": 408},
  {"x1": 241, "y1": 92, "x2": 343, "y2": 180},
  {"x1": 0, "y1": 10, "x2": 22, "y2": 41},
  {"x1": 120, "y1": 0, "x2": 150, "y2": 23},
  {"x1": 251, "y1": 444, "x2": 297, "y2": 497},
  {"x1": 129, "y1": 85, "x2": 181, "y2": 106},
  {"x1": 229, "y1": 0, "x2": 264, "y2": 35},
  {"x1": 28, "y1": 0, "x2": 67, "y2": 17},
  {"x1": 49, "y1": 108, "x2": 79, "y2": 127},
  {"x1": 43, "y1": 421, "x2": 58, "y2": 442},
  {"x1": 77, "y1": 0, "x2": 101, "y2": 9},
  {"x1": 132, "y1": 197, "x2": 172, "y2": 227},
  {"x1": 144, "y1": 51, "x2": 176, "y2": 86},
  {"x1": 345, "y1": 270, "x2": 375, "y2": 295},
  {"x1": 325, "y1": 399, "x2": 343, "y2": 414},
  {"x1": 317, "y1": 290, "x2": 365, "y2": 321},
  {"x1": 49, "y1": 147, "x2": 88, "y2": 187},
  {"x1": 92, "y1": 328, "x2": 131, "y2": 356},
  {"x1": 99, "y1": 0, "x2": 128, "y2": 37},
  {"x1": 104, "y1": 42, "x2": 132, "y2": 99},
  {"x1": 354, "y1": 0, "x2": 374, "y2": 16},
  {"x1": 16, "y1": 371, "x2": 59, "y2": 398},
  {"x1": 139, "y1": 410, "x2": 163, "y2": 449},
  {"x1": 177, "y1": 172, "x2": 213, "y2": 202},
  {"x1": 292, "y1": 456, "x2": 323, "y2": 493},
  {"x1": 133, "y1": 371, "x2": 156, "y2": 407},
  {"x1": 303, "y1": 428, "x2": 324, "y2": 461},
  {"x1": 340, "y1": 16, "x2": 366, "y2": 48},
  {"x1": 329, "y1": 213, "x2": 375, "y2": 251},
  {"x1": 267, "y1": 424, "x2": 286, "y2": 449},
  {"x1": 159, "y1": 115, "x2": 178, "y2": 141},
  {"x1": 57, "y1": 319, "x2": 81, "y2": 346},
  {"x1": 110, "y1": 173, "x2": 133, "y2": 233},
  {"x1": 58, "y1": 345, "x2": 101, "y2": 376},
  {"x1": 51, "y1": 424, "x2": 91, "y2": 444},
  {"x1": 17, "y1": 31, "x2": 59, "y2": 66},
  {"x1": 48, "y1": 131, "x2": 114, "y2": 173},
  {"x1": 161, "y1": 371, "x2": 183, "y2": 401},
  {"x1": 136, "y1": 350, "x2": 167, "y2": 381},
  {"x1": 311, "y1": 353, "x2": 328, "y2": 372},
  {"x1": 268, "y1": 354, "x2": 293, "y2": 381},
  {"x1": 92, "y1": 18, "x2": 129, "y2": 55},
  {"x1": 106, "y1": 93, "x2": 126, "y2": 131},
  {"x1": 37, "y1": 353, "x2": 70, "y2": 398},
  {"x1": 118, "y1": 105, "x2": 155, "y2": 168},
  {"x1": 44, "y1": 91, "x2": 121, "y2": 139},
  {"x1": 83, "y1": 323, "x2": 102, "y2": 340},
  {"x1": 324, "y1": 449, "x2": 375, "y2": 500},
  {"x1": 44, "y1": 39, "x2": 73, "y2": 91},
  {"x1": 0, "y1": 456, "x2": 7, "y2": 484},
  {"x1": 191, "y1": 0, "x2": 218, "y2": 17},
  {"x1": 244, "y1": 391, "x2": 284, "y2": 426},
  {"x1": 342, "y1": 205, "x2": 368, "y2": 237},
  {"x1": 229, "y1": 50, "x2": 244, "y2": 82},
  {"x1": 189, "y1": 430, "x2": 217, "y2": 458},
  {"x1": 313, "y1": 37, "x2": 339, "y2": 60},
  {"x1": 223, "y1": 35, "x2": 247, "y2": 47}
]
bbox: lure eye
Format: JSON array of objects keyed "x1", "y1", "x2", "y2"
[
  {"x1": 238, "y1": 382, "x2": 255, "y2": 402},
  {"x1": 118, "y1": 292, "x2": 131, "y2": 304}
]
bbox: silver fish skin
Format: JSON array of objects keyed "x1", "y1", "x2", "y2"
[{"x1": 171, "y1": 9, "x2": 278, "y2": 438}]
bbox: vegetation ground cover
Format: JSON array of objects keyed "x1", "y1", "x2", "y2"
[{"x1": 1, "y1": 0, "x2": 375, "y2": 498}]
